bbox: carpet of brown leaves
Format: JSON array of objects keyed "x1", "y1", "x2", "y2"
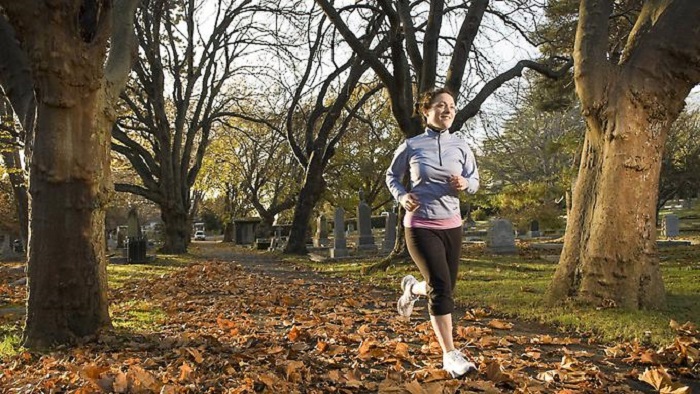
[{"x1": 0, "y1": 246, "x2": 698, "y2": 393}]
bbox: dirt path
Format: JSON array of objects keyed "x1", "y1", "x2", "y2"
[{"x1": 193, "y1": 243, "x2": 698, "y2": 393}]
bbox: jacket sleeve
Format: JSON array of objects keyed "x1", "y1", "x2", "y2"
[
  {"x1": 462, "y1": 145, "x2": 480, "y2": 194},
  {"x1": 386, "y1": 141, "x2": 409, "y2": 202}
]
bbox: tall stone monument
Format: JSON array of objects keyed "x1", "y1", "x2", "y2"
[
  {"x1": 313, "y1": 214, "x2": 329, "y2": 247},
  {"x1": 330, "y1": 207, "x2": 348, "y2": 258},
  {"x1": 356, "y1": 193, "x2": 377, "y2": 251}
]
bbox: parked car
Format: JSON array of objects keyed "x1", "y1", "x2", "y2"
[{"x1": 194, "y1": 230, "x2": 206, "y2": 241}]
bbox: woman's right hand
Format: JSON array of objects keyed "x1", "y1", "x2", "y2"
[{"x1": 400, "y1": 193, "x2": 420, "y2": 212}]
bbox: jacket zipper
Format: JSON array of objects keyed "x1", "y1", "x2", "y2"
[{"x1": 437, "y1": 132, "x2": 443, "y2": 166}]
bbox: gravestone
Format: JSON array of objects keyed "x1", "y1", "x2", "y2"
[
  {"x1": 382, "y1": 212, "x2": 397, "y2": 252},
  {"x1": 662, "y1": 214, "x2": 680, "y2": 238},
  {"x1": 356, "y1": 200, "x2": 377, "y2": 251},
  {"x1": 313, "y1": 214, "x2": 329, "y2": 247},
  {"x1": 527, "y1": 220, "x2": 540, "y2": 238},
  {"x1": 126, "y1": 208, "x2": 147, "y2": 263},
  {"x1": 486, "y1": 219, "x2": 517, "y2": 254},
  {"x1": 330, "y1": 207, "x2": 348, "y2": 258}
]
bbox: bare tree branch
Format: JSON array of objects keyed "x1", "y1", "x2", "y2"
[{"x1": 454, "y1": 58, "x2": 573, "y2": 131}]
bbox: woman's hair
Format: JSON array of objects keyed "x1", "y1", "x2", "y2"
[{"x1": 414, "y1": 87, "x2": 455, "y2": 127}]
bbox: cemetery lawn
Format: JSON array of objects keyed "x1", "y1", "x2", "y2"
[
  {"x1": 299, "y1": 240, "x2": 700, "y2": 346},
  {"x1": 0, "y1": 254, "x2": 197, "y2": 358}
]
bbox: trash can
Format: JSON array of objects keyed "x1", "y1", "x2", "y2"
[{"x1": 127, "y1": 236, "x2": 147, "y2": 263}]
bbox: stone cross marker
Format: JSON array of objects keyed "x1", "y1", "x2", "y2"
[
  {"x1": 313, "y1": 214, "x2": 329, "y2": 247},
  {"x1": 382, "y1": 212, "x2": 397, "y2": 252},
  {"x1": 486, "y1": 219, "x2": 517, "y2": 254},
  {"x1": 330, "y1": 207, "x2": 348, "y2": 258},
  {"x1": 662, "y1": 214, "x2": 680, "y2": 238},
  {"x1": 356, "y1": 200, "x2": 377, "y2": 251}
]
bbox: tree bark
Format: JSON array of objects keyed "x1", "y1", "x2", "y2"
[
  {"x1": 285, "y1": 157, "x2": 325, "y2": 254},
  {"x1": 547, "y1": 0, "x2": 700, "y2": 309},
  {"x1": 24, "y1": 75, "x2": 113, "y2": 349},
  {"x1": 549, "y1": 97, "x2": 668, "y2": 309},
  {"x1": 160, "y1": 205, "x2": 190, "y2": 254},
  {"x1": 0, "y1": 0, "x2": 139, "y2": 348}
]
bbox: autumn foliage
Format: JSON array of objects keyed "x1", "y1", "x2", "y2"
[{"x1": 0, "y1": 247, "x2": 698, "y2": 392}]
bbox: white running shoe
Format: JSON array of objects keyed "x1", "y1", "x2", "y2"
[
  {"x1": 442, "y1": 349, "x2": 477, "y2": 378},
  {"x1": 397, "y1": 275, "x2": 419, "y2": 317}
]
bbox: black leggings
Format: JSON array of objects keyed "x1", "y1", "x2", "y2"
[{"x1": 405, "y1": 226, "x2": 462, "y2": 316}]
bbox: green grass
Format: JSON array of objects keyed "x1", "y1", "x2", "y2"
[
  {"x1": 111, "y1": 300, "x2": 166, "y2": 331},
  {"x1": 298, "y1": 247, "x2": 700, "y2": 346},
  {"x1": 107, "y1": 254, "x2": 193, "y2": 288},
  {"x1": 0, "y1": 254, "x2": 196, "y2": 358},
  {"x1": 0, "y1": 322, "x2": 22, "y2": 358}
]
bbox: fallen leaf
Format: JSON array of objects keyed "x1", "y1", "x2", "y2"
[
  {"x1": 640, "y1": 367, "x2": 691, "y2": 393},
  {"x1": 395, "y1": 342, "x2": 410, "y2": 359},
  {"x1": 404, "y1": 380, "x2": 425, "y2": 394},
  {"x1": 113, "y1": 372, "x2": 128, "y2": 393},
  {"x1": 185, "y1": 347, "x2": 204, "y2": 364},
  {"x1": 488, "y1": 319, "x2": 514, "y2": 330},
  {"x1": 178, "y1": 363, "x2": 193, "y2": 382},
  {"x1": 316, "y1": 340, "x2": 329, "y2": 353}
]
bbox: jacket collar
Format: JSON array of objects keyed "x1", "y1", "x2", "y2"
[{"x1": 425, "y1": 127, "x2": 449, "y2": 137}]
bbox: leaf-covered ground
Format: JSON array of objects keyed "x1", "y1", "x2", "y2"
[{"x1": 0, "y1": 244, "x2": 698, "y2": 393}]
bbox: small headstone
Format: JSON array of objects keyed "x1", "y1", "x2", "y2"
[
  {"x1": 313, "y1": 214, "x2": 329, "y2": 247},
  {"x1": 330, "y1": 207, "x2": 348, "y2": 258},
  {"x1": 382, "y1": 212, "x2": 397, "y2": 252},
  {"x1": 486, "y1": 219, "x2": 517, "y2": 254},
  {"x1": 356, "y1": 201, "x2": 377, "y2": 251},
  {"x1": 527, "y1": 220, "x2": 540, "y2": 238},
  {"x1": 662, "y1": 214, "x2": 680, "y2": 238}
]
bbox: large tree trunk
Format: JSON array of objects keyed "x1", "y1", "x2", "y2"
[
  {"x1": 285, "y1": 160, "x2": 326, "y2": 255},
  {"x1": 160, "y1": 205, "x2": 190, "y2": 254},
  {"x1": 24, "y1": 81, "x2": 112, "y2": 349},
  {"x1": 1, "y1": 0, "x2": 138, "y2": 349},
  {"x1": 547, "y1": 0, "x2": 700, "y2": 310},
  {"x1": 548, "y1": 93, "x2": 667, "y2": 309}
]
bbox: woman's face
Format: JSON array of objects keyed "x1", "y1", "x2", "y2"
[{"x1": 423, "y1": 93, "x2": 455, "y2": 130}]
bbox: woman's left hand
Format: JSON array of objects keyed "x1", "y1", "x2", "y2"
[{"x1": 448, "y1": 175, "x2": 467, "y2": 191}]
